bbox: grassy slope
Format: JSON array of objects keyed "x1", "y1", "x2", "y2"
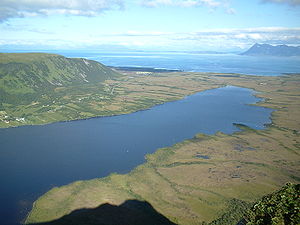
[
  {"x1": 0, "y1": 53, "x2": 121, "y2": 127},
  {"x1": 0, "y1": 53, "x2": 119, "y2": 94},
  {"x1": 26, "y1": 74, "x2": 300, "y2": 225},
  {"x1": 0, "y1": 70, "x2": 224, "y2": 128},
  {"x1": 1, "y1": 53, "x2": 226, "y2": 128}
]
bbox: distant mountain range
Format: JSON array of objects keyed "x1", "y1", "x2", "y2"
[{"x1": 241, "y1": 43, "x2": 300, "y2": 57}]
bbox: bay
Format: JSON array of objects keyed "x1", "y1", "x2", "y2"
[
  {"x1": 0, "y1": 86, "x2": 273, "y2": 225},
  {"x1": 57, "y1": 51, "x2": 300, "y2": 76}
]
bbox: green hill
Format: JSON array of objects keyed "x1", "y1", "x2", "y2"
[
  {"x1": 0, "y1": 53, "x2": 120, "y2": 101},
  {"x1": 0, "y1": 53, "x2": 122, "y2": 127}
]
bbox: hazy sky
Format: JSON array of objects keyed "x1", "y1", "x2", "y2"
[{"x1": 0, "y1": 0, "x2": 300, "y2": 51}]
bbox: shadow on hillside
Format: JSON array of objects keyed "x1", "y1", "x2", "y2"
[{"x1": 27, "y1": 199, "x2": 178, "y2": 225}]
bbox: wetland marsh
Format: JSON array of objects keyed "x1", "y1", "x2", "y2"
[
  {"x1": 0, "y1": 54, "x2": 299, "y2": 225},
  {"x1": 1, "y1": 84, "x2": 273, "y2": 225},
  {"x1": 26, "y1": 73, "x2": 300, "y2": 225}
]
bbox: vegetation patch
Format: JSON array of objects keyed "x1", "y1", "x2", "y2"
[{"x1": 241, "y1": 183, "x2": 300, "y2": 225}]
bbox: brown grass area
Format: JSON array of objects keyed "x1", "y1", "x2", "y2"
[{"x1": 26, "y1": 73, "x2": 300, "y2": 225}]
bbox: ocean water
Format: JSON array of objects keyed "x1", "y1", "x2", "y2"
[{"x1": 56, "y1": 51, "x2": 300, "y2": 76}]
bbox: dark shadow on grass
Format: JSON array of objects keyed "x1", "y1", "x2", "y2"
[{"x1": 27, "y1": 199, "x2": 177, "y2": 225}]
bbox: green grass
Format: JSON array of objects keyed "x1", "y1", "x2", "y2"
[
  {"x1": 25, "y1": 73, "x2": 300, "y2": 225},
  {"x1": 2, "y1": 53, "x2": 299, "y2": 224},
  {"x1": 0, "y1": 53, "x2": 122, "y2": 127}
]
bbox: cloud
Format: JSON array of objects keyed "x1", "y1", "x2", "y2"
[
  {"x1": 140, "y1": 0, "x2": 222, "y2": 8},
  {"x1": 83, "y1": 27, "x2": 300, "y2": 49},
  {"x1": 0, "y1": 0, "x2": 124, "y2": 22},
  {"x1": 110, "y1": 31, "x2": 172, "y2": 36},
  {"x1": 226, "y1": 8, "x2": 236, "y2": 14},
  {"x1": 174, "y1": 27, "x2": 300, "y2": 49},
  {"x1": 0, "y1": 0, "x2": 236, "y2": 22},
  {"x1": 1, "y1": 27, "x2": 300, "y2": 51},
  {"x1": 140, "y1": 0, "x2": 236, "y2": 14},
  {"x1": 261, "y1": 0, "x2": 300, "y2": 5},
  {"x1": 107, "y1": 27, "x2": 300, "y2": 49}
]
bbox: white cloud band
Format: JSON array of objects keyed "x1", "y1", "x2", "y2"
[
  {"x1": 2, "y1": 27, "x2": 299, "y2": 50},
  {"x1": 174, "y1": 27, "x2": 300, "y2": 47},
  {"x1": 140, "y1": 0, "x2": 236, "y2": 15},
  {"x1": 140, "y1": 0, "x2": 222, "y2": 7},
  {"x1": 0, "y1": 0, "x2": 124, "y2": 22}
]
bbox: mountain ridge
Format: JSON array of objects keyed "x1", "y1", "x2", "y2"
[
  {"x1": 0, "y1": 52, "x2": 123, "y2": 127},
  {"x1": 241, "y1": 43, "x2": 300, "y2": 57},
  {"x1": 0, "y1": 53, "x2": 120, "y2": 95}
]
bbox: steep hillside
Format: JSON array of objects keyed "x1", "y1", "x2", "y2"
[
  {"x1": 0, "y1": 53, "x2": 122, "y2": 127},
  {"x1": 241, "y1": 43, "x2": 300, "y2": 57},
  {"x1": 0, "y1": 53, "x2": 120, "y2": 98}
]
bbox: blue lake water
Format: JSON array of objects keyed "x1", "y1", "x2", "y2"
[
  {"x1": 56, "y1": 51, "x2": 300, "y2": 76},
  {"x1": 0, "y1": 86, "x2": 274, "y2": 225}
]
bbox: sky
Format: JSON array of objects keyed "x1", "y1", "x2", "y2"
[{"x1": 0, "y1": 0, "x2": 300, "y2": 51}]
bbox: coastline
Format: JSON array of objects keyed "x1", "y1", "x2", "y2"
[
  {"x1": 1, "y1": 71, "x2": 288, "y2": 130},
  {"x1": 0, "y1": 71, "x2": 226, "y2": 129},
  {"x1": 0, "y1": 84, "x2": 224, "y2": 130},
  {"x1": 25, "y1": 73, "x2": 300, "y2": 224}
]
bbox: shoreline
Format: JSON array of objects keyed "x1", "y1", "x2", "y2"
[
  {"x1": 16, "y1": 83, "x2": 273, "y2": 224},
  {"x1": 25, "y1": 73, "x2": 300, "y2": 224},
  {"x1": 0, "y1": 83, "x2": 222, "y2": 130},
  {"x1": 16, "y1": 85, "x2": 270, "y2": 224},
  {"x1": 1, "y1": 71, "x2": 285, "y2": 130},
  {"x1": 109, "y1": 66, "x2": 183, "y2": 73},
  {"x1": 24, "y1": 124, "x2": 276, "y2": 224},
  {"x1": 0, "y1": 83, "x2": 270, "y2": 131}
]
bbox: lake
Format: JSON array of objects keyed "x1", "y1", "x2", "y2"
[
  {"x1": 56, "y1": 51, "x2": 300, "y2": 76},
  {"x1": 0, "y1": 86, "x2": 274, "y2": 225}
]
